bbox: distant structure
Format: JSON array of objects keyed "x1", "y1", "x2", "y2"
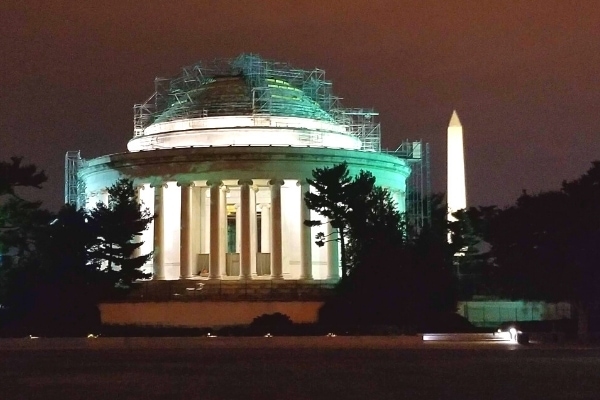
[
  {"x1": 67, "y1": 54, "x2": 428, "y2": 283},
  {"x1": 64, "y1": 150, "x2": 82, "y2": 206},
  {"x1": 447, "y1": 110, "x2": 466, "y2": 220}
]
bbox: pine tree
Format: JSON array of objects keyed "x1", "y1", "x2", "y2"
[
  {"x1": 0, "y1": 157, "x2": 50, "y2": 261},
  {"x1": 304, "y1": 162, "x2": 360, "y2": 279},
  {"x1": 89, "y1": 179, "x2": 152, "y2": 288}
]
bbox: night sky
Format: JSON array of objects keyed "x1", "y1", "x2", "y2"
[{"x1": 2, "y1": 1, "x2": 599, "y2": 211}]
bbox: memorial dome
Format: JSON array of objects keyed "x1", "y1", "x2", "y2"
[{"x1": 128, "y1": 54, "x2": 364, "y2": 152}]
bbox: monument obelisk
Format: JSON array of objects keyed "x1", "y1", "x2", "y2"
[{"x1": 447, "y1": 110, "x2": 466, "y2": 221}]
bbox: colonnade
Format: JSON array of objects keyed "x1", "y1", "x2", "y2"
[{"x1": 140, "y1": 179, "x2": 341, "y2": 281}]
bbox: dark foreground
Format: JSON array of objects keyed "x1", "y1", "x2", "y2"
[{"x1": 1, "y1": 337, "x2": 599, "y2": 400}]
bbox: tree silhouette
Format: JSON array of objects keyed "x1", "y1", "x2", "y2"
[
  {"x1": 471, "y1": 161, "x2": 600, "y2": 339},
  {"x1": 304, "y1": 162, "x2": 358, "y2": 279},
  {"x1": 306, "y1": 164, "x2": 459, "y2": 329},
  {"x1": 0, "y1": 157, "x2": 51, "y2": 260},
  {"x1": 89, "y1": 178, "x2": 152, "y2": 288}
]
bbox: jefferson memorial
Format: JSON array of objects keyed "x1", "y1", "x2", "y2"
[{"x1": 70, "y1": 54, "x2": 421, "y2": 284}]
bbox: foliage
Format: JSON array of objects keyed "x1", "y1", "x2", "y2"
[
  {"x1": 304, "y1": 162, "x2": 358, "y2": 279},
  {"x1": 89, "y1": 178, "x2": 153, "y2": 287},
  {"x1": 306, "y1": 163, "x2": 459, "y2": 329},
  {"x1": 0, "y1": 164, "x2": 152, "y2": 335},
  {"x1": 0, "y1": 157, "x2": 47, "y2": 196},
  {"x1": 458, "y1": 161, "x2": 600, "y2": 337},
  {"x1": 0, "y1": 157, "x2": 51, "y2": 309},
  {"x1": 249, "y1": 312, "x2": 294, "y2": 335},
  {"x1": 466, "y1": 161, "x2": 600, "y2": 306},
  {"x1": 0, "y1": 157, "x2": 52, "y2": 259}
]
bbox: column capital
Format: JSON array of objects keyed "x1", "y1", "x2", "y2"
[
  {"x1": 206, "y1": 180, "x2": 223, "y2": 188},
  {"x1": 238, "y1": 179, "x2": 254, "y2": 186},
  {"x1": 268, "y1": 179, "x2": 285, "y2": 186},
  {"x1": 177, "y1": 181, "x2": 195, "y2": 188},
  {"x1": 150, "y1": 182, "x2": 168, "y2": 189},
  {"x1": 296, "y1": 179, "x2": 310, "y2": 188}
]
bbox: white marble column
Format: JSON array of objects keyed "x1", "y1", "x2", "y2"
[
  {"x1": 208, "y1": 180, "x2": 222, "y2": 279},
  {"x1": 191, "y1": 186, "x2": 202, "y2": 266},
  {"x1": 200, "y1": 187, "x2": 209, "y2": 255},
  {"x1": 269, "y1": 179, "x2": 283, "y2": 279},
  {"x1": 152, "y1": 183, "x2": 165, "y2": 280},
  {"x1": 260, "y1": 204, "x2": 271, "y2": 253},
  {"x1": 179, "y1": 182, "x2": 194, "y2": 279},
  {"x1": 220, "y1": 185, "x2": 228, "y2": 276},
  {"x1": 326, "y1": 223, "x2": 340, "y2": 280},
  {"x1": 239, "y1": 179, "x2": 252, "y2": 279},
  {"x1": 395, "y1": 190, "x2": 405, "y2": 212},
  {"x1": 387, "y1": 188, "x2": 404, "y2": 212},
  {"x1": 100, "y1": 189, "x2": 109, "y2": 206},
  {"x1": 250, "y1": 185, "x2": 258, "y2": 274},
  {"x1": 132, "y1": 185, "x2": 144, "y2": 260},
  {"x1": 298, "y1": 180, "x2": 313, "y2": 280},
  {"x1": 235, "y1": 204, "x2": 241, "y2": 253}
]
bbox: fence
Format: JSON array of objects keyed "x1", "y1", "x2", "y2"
[{"x1": 458, "y1": 301, "x2": 572, "y2": 328}]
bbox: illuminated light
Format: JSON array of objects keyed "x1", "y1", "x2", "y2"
[
  {"x1": 207, "y1": 333, "x2": 217, "y2": 338},
  {"x1": 87, "y1": 334, "x2": 99, "y2": 339},
  {"x1": 264, "y1": 333, "x2": 273, "y2": 338},
  {"x1": 422, "y1": 332, "x2": 514, "y2": 342},
  {"x1": 326, "y1": 332, "x2": 337, "y2": 337},
  {"x1": 28, "y1": 335, "x2": 39, "y2": 339},
  {"x1": 447, "y1": 110, "x2": 466, "y2": 221},
  {"x1": 509, "y1": 327, "x2": 519, "y2": 342},
  {"x1": 127, "y1": 115, "x2": 362, "y2": 152}
]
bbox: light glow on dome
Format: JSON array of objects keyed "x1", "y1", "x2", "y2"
[
  {"x1": 128, "y1": 115, "x2": 361, "y2": 152},
  {"x1": 131, "y1": 54, "x2": 382, "y2": 152}
]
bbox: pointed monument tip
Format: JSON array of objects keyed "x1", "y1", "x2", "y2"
[{"x1": 449, "y1": 110, "x2": 462, "y2": 127}]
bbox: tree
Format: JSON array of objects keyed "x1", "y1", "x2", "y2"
[
  {"x1": 0, "y1": 157, "x2": 51, "y2": 262},
  {"x1": 0, "y1": 157, "x2": 47, "y2": 196},
  {"x1": 476, "y1": 161, "x2": 600, "y2": 339},
  {"x1": 0, "y1": 160, "x2": 152, "y2": 335},
  {"x1": 397, "y1": 194, "x2": 460, "y2": 323},
  {"x1": 0, "y1": 157, "x2": 59, "y2": 333},
  {"x1": 449, "y1": 206, "x2": 499, "y2": 298},
  {"x1": 304, "y1": 162, "x2": 364, "y2": 279},
  {"x1": 89, "y1": 178, "x2": 153, "y2": 288},
  {"x1": 307, "y1": 164, "x2": 459, "y2": 330},
  {"x1": 0, "y1": 157, "x2": 51, "y2": 303},
  {"x1": 345, "y1": 183, "x2": 404, "y2": 271},
  {"x1": 38, "y1": 205, "x2": 101, "y2": 283}
]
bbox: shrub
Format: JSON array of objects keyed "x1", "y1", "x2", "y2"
[{"x1": 249, "y1": 312, "x2": 294, "y2": 335}]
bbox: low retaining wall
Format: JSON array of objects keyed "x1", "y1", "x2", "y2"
[
  {"x1": 457, "y1": 301, "x2": 572, "y2": 328},
  {"x1": 100, "y1": 301, "x2": 325, "y2": 328},
  {"x1": 0, "y1": 336, "x2": 425, "y2": 350}
]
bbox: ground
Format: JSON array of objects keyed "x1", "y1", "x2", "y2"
[{"x1": 1, "y1": 337, "x2": 599, "y2": 399}]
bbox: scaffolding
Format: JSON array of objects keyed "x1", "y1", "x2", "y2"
[
  {"x1": 131, "y1": 54, "x2": 381, "y2": 150},
  {"x1": 64, "y1": 150, "x2": 84, "y2": 207},
  {"x1": 338, "y1": 109, "x2": 381, "y2": 152},
  {"x1": 391, "y1": 140, "x2": 432, "y2": 236}
]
